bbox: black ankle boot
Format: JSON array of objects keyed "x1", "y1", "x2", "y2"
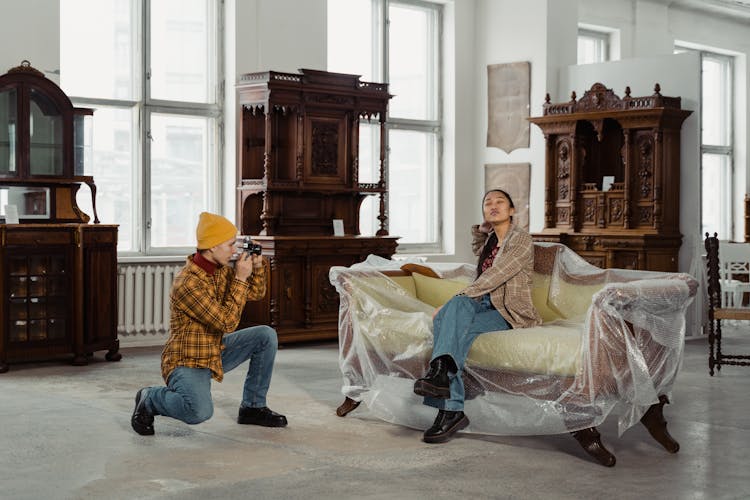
[
  {"x1": 413, "y1": 356, "x2": 452, "y2": 399},
  {"x1": 423, "y1": 409, "x2": 469, "y2": 443}
]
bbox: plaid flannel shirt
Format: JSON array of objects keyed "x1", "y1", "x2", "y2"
[
  {"x1": 462, "y1": 223, "x2": 542, "y2": 329},
  {"x1": 161, "y1": 255, "x2": 267, "y2": 383}
]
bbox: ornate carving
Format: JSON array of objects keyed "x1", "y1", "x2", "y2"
[
  {"x1": 637, "y1": 135, "x2": 653, "y2": 199},
  {"x1": 311, "y1": 121, "x2": 339, "y2": 175},
  {"x1": 584, "y1": 199, "x2": 596, "y2": 222},
  {"x1": 557, "y1": 141, "x2": 570, "y2": 200},
  {"x1": 557, "y1": 207, "x2": 569, "y2": 224},
  {"x1": 639, "y1": 206, "x2": 653, "y2": 224},
  {"x1": 7, "y1": 60, "x2": 44, "y2": 77},
  {"x1": 609, "y1": 199, "x2": 623, "y2": 223},
  {"x1": 317, "y1": 269, "x2": 340, "y2": 313}
]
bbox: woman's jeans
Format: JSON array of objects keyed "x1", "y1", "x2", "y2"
[
  {"x1": 424, "y1": 294, "x2": 511, "y2": 412},
  {"x1": 144, "y1": 325, "x2": 278, "y2": 425}
]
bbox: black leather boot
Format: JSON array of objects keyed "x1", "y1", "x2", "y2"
[
  {"x1": 423, "y1": 409, "x2": 469, "y2": 443},
  {"x1": 413, "y1": 356, "x2": 453, "y2": 399}
]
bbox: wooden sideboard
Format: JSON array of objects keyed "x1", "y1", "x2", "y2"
[
  {"x1": 235, "y1": 69, "x2": 398, "y2": 343},
  {"x1": 529, "y1": 83, "x2": 692, "y2": 271},
  {"x1": 0, "y1": 224, "x2": 119, "y2": 372}
]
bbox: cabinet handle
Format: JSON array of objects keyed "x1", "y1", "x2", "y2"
[{"x1": 286, "y1": 287, "x2": 293, "y2": 299}]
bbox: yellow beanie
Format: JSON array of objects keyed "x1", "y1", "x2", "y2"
[{"x1": 196, "y1": 212, "x2": 238, "y2": 250}]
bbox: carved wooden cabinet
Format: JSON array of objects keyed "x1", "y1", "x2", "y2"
[
  {"x1": 0, "y1": 224, "x2": 120, "y2": 372},
  {"x1": 0, "y1": 61, "x2": 119, "y2": 371},
  {"x1": 529, "y1": 83, "x2": 692, "y2": 271},
  {"x1": 236, "y1": 69, "x2": 398, "y2": 343}
]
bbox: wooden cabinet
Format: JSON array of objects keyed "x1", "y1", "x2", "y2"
[
  {"x1": 0, "y1": 61, "x2": 118, "y2": 372},
  {"x1": 0, "y1": 224, "x2": 120, "y2": 372},
  {"x1": 529, "y1": 83, "x2": 692, "y2": 271},
  {"x1": 236, "y1": 69, "x2": 398, "y2": 343}
]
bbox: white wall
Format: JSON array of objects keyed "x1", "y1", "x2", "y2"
[
  {"x1": 0, "y1": 0, "x2": 59, "y2": 84},
  {"x1": 465, "y1": 0, "x2": 577, "y2": 266},
  {"x1": 223, "y1": 0, "x2": 327, "y2": 217},
  {"x1": 578, "y1": 0, "x2": 750, "y2": 242}
]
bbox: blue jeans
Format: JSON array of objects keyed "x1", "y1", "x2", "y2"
[
  {"x1": 144, "y1": 325, "x2": 278, "y2": 425},
  {"x1": 424, "y1": 294, "x2": 511, "y2": 411}
]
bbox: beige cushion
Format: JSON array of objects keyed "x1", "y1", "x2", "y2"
[
  {"x1": 367, "y1": 314, "x2": 582, "y2": 377},
  {"x1": 411, "y1": 273, "x2": 469, "y2": 307},
  {"x1": 467, "y1": 322, "x2": 582, "y2": 376},
  {"x1": 547, "y1": 279, "x2": 604, "y2": 320},
  {"x1": 388, "y1": 276, "x2": 417, "y2": 298},
  {"x1": 531, "y1": 272, "x2": 561, "y2": 323}
]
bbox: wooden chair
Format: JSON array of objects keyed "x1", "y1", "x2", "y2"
[{"x1": 704, "y1": 233, "x2": 750, "y2": 375}]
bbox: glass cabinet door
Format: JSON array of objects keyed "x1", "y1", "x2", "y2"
[
  {"x1": 0, "y1": 88, "x2": 17, "y2": 177},
  {"x1": 29, "y1": 87, "x2": 63, "y2": 176}
]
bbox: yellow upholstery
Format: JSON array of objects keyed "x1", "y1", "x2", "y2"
[
  {"x1": 547, "y1": 280, "x2": 604, "y2": 320},
  {"x1": 411, "y1": 273, "x2": 469, "y2": 307},
  {"x1": 388, "y1": 276, "x2": 417, "y2": 298},
  {"x1": 531, "y1": 272, "x2": 561, "y2": 323}
]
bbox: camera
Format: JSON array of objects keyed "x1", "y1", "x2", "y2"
[{"x1": 240, "y1": 236, "x2": 263, "y2": 256}]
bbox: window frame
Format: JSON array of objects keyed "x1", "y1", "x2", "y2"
[
  {"x1": 577, "y1": 27, "x2": 610, "y2": 64},
  {"x1": 676, "y1": 44, "x2": 735, "y2": 240},
  {"x1": 328, "y1": 0, "x2": 444, "y2": 254},
  {"x1": 62, "y1": 0, "x2": 224, "y2": 257}
]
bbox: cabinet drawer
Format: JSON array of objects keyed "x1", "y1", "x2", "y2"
[
  {"x1": 84, "y1": 230, "x2": 116, "y2": 245},
  {"x1": 5, "y1": 230, "x2": 74, "y2": 246}
]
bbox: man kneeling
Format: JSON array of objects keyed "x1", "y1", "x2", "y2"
[{"x1": 131, "y1": 212, "x2": 287, "y2": 435}]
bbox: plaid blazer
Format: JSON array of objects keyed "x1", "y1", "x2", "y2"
[
  {"x1": 161, "y1": 255, "x2": 267, "y2": 383},
  {"x1": 462, "y1": 223, "x2": 542, "y2": 329}
]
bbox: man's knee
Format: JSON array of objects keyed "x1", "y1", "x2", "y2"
[
  {"x1": 183, "y1": 400, "x2": 213, "y2": 424},
  {"x1": 257, "y1": 325, "x2": 278, "y2": 351}
]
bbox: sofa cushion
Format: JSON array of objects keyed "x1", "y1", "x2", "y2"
[
  {"x1": 531, "y1": 272, "x2": 561, "y2": 323},
  {"x1": 467, "y1": 321, "x2": 582, "y2": 376},
  {"x1": 364, "y1": 314, "x2": 582, "y2": 377},
  {"x1": 547, "y1": 279, "x2": 604, "y2": 320},
  {"x1": 411, "y1": 273, "x2": 469, "y2": 307},
  {"x1": 388, "y1": 275, "x2": 417, "y2": 297}
]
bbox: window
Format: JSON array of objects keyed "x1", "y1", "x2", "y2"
[
  {"x1": 577, "y1": 28, "x2": 610, "y2": 64},
  {"x1": 328, "y1": 0, "x2": 442, "y2": 252},
  {"x1": 676, "y1": 46, "x2": 734, "y2": 239},
  {"x1": 61, "y1": 0, "x2": 222, "y2": 254}
]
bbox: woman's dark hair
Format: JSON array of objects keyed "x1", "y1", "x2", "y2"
[{"x1": 476, "y1": 189, "x2": 515, "y2": 277}]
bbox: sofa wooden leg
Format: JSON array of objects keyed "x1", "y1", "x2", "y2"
[
  {"x1": 570, "y1": 427, "x2": 616, "y2": 467},
  {"x1": 640, "y1": 395, "x2": 679, "y2": 453},
  {"x1": 336, "y1": 397, "x2": 361, "y2": 417}
]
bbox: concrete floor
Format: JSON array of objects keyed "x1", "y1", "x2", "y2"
[{"x1": 1, "y1": 330, "x2": 748, "y2": 500}]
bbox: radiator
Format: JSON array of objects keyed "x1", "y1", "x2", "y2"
[{"x1": 117, "y1": 264, "x2": 183, "y2": 337}]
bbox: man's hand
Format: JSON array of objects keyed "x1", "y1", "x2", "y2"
[{"x1": 234, "y1": 252, "x2": 254, "y2": 282}]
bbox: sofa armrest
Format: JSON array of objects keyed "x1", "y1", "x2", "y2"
[{"x1": 574, "y1": 273, "x2": 697, "y2": 402}]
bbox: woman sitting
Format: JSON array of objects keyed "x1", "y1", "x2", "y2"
[{"x1": 413, "y1": 188, "x2": 542, "y2": 443}]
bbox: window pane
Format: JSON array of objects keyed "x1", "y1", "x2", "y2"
[
  {"x1": 75, "y1": 106, "x2": 137, "y2": 251},
  {"x1": 327, "y1": 0, "x2": 376, "y2": 80},
  {"x1": 577, "y1": 35, "x2": 605, "y2": 64},
  {"x1": 388, "y1": 129, "x2": 438, "y2": 244},
  {"x1": 702, "y1": 55, "x2": 731, "y2": 146},
  {"x1": 61, "y1": 0, "x2": 136, "y2": 100},
  {"x1": 150, "y1": 0, "x2": 214, "y2": 103},
  {"x1": 702, "y1": 153, "x2": 732, "y2": 239},
  {"x1": 150, "y1": 114, "x2": 213, "y2": 248},
  {"x1": 388, "y1": 3, "x2": 438, "y2": 120}
]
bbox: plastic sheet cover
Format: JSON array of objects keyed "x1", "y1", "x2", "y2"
[{"x1": 329, "y1": 244, "x2": 698, "y2": 437}]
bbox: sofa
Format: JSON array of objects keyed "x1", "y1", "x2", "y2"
[{"x1": 329, "y1": 243, "x2": 698, "y2": 466}]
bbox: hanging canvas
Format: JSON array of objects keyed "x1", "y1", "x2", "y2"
[
  {"x1": 484, "y1": 163, "x2": 530, "y2": 231},
  {"x1": 487, "y1": 61, "x2": 530, "y2": 153}
]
